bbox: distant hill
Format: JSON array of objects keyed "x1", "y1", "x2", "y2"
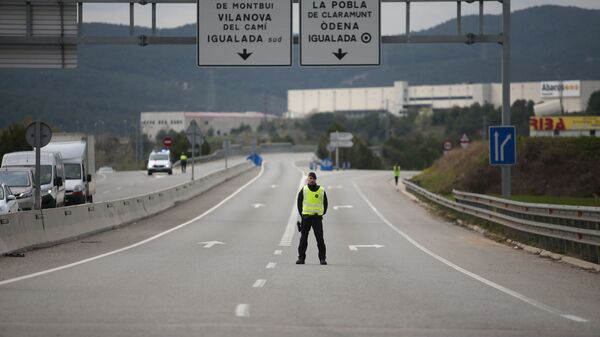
[{"x1": 0, "y1": 5, "x2": 599, "y2": 134}]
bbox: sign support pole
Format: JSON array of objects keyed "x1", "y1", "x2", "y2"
[
  {"x1": 34, "y1": 122, "x2": 41, "y2": 210},
  {"x1": 191, "y1": 131, "x2": 195, "y2": 181},
  {"x1": 501, "y1": 0, "x2": 511, "y2": 199}
]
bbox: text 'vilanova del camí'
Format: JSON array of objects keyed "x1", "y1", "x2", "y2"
[{"x1": 209, "y1": 2, "x2": 277, "y2": 43}]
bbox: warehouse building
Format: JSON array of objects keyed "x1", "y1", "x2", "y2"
[
  {"x1": 140, "y1": 111, "x2": 278, "y2": 140},
  {"x1": 286, "y1": 80, "x2": 600, "y2": 118}
]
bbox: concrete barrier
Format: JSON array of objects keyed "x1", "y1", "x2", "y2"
[
  {"x1": 0, "y1": 211, "x2": 45, "y2": 253},
  {"x1": 0, "y1": 161, "x2": 255, "y2": 255}
]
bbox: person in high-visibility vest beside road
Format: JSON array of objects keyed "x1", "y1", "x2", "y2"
[
  {"x1": 296, "y1": 171, "x2": 328, "y2": 265},
  {"x1": 393, "y1": 164, "x2": 401, "y2": 189},
  {"x1": 180, "y1": 153, "x2": 188, "y2": 173}
]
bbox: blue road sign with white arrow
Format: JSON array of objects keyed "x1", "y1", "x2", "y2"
[{"x1": 489, "y1": 126, "x2": 516, "y2": 165}]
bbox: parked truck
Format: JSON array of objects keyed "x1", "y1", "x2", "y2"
[{"x1": 42, "y1": 134, "x2": 96, "y2": 205}]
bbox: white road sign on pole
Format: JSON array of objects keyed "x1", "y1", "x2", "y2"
[
  {"x1": 330, "y1": 131, "x2": 353, "y2": 141},
  {"x1": 197, "y1": 0, "x2": 292, "y2": 66},
  {"x1": 300, "y1": 0, "x2": 380, "y2": 66}
]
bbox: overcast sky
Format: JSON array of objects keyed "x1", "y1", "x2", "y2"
[{"x1": 82, "y1": 0, "x2": 600, "y2": 35}]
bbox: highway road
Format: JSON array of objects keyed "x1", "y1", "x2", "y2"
[
  {"x1": 0, "y1": 153, "x2": 599, "y2": 336},
  {"x1": 94, "y1": 156, "x2": 248, "y2": 202}
]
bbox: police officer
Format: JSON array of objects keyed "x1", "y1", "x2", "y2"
[
  {"x1": 180, "y1": 152, "x2": 188, "y2": 173},
  {"x1": 393, "y1": 164, "x2": 401, "y2": 189},
  {"x1": 296, "y1": 171, "x2": 328, "y2": 265}
]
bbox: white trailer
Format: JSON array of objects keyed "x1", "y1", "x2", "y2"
[{"x1": 43, "y1": 134, "x2": 96, "y2": 204}]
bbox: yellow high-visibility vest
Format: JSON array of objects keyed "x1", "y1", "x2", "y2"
[
  {"x1": 393, "y1": 165, "x2": 400, "y2": 177},
  {"x1": 180, "y1": 154, "x2": 188, "y2": 161},
  {"x1": 302, "y1": 185, "x2": 325, "y2": 216}
]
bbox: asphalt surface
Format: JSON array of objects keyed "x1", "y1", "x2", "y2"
[
  {"x1": 94, "y1": 156, "x2": 248, "y2": 202},
  {"x1": 0, "y1": 153, "x2": 599, "y2": 337}
]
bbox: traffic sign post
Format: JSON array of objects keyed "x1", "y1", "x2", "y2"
[
  {"x1": 186, "y1": 120, "x2": 203, "y2": 181},
  {"x1": 442, "y1": 140, "x2": 452, "y2": 153},
  {"x1": 459, "y1": 133, "x2": 470, "y2": 149},
  {"x1": 300, "y1": 0, "x2": 380, "y2": 66},
  {"x1": 197, "y1": 0, "x2": 292, "y2": 66},
  {"x1": 163, "y1": 137, "x2": 172, "y2": 148},
  {"x1": 25, "y1": 121, "x2": 52, "y2": 210},
  {"x1": 489, "y1": 126, "x2": 516, "y2": 166},
  {"x1": 329, "y1": 132, "x2": 354, "y2": 169}
]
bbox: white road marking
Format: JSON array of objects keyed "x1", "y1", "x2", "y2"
[
  {"x1": 333, "y1": 205, "x2": 353, "y2": 210},
  {"x1": 197, "y1": 241, "x2": 225, "y2": 248},
  {"x1": 279, "y1": 162, "x2": 306, "y2": 247},
  {"x1": 352, "y1": 181, "x2": 589, "y2": 323},
  {"x1": 271, "y1": 184, "x2": 278, "y2": 188},
  {"x1": 561, "y1": 315, "x2": 588, "y2": 322},
  {"x1": 102, "y1": 191, "x2": 110, "y2": 194},
  {"x1": 328, "y1": 185, "x2": 342, "y2": 189},
  {"x1": 252, "y1": 203, "x2": 265, "y2": 209},
  {"x1": 236, "y1": 304, "x2": 249, "y2": 317},
  {"x1": 266, "y1": 262, "x2": 276, "y2": 269},
  {"x1": 274, "y1": 250, "x2": 282, "y2": 255},
  {"x1": 0, "y1": 163, "x2": 266, "y2": 287},
  {"x1": 348, "y1": 244, "x2": 384, "y2": 251},
  {"x1": 253, "y1": 279, "x2": 267, "y2": 288}
]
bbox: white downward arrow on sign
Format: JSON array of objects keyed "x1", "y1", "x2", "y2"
[
  {"x1": 348, "y1": 244, "x2": 384, "y2": 251},
  {"x1": 198, "y1": 241, "x2": 225, "y2": 248},
  {"x1": 333, "y1": 205, "x2": 353, "y2": 210}
]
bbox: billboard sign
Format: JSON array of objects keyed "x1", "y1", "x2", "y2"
[
  {"x1": 197, "y1": 0, "x2": 292, "y2": 66},
  {"x1": 300, "y1": 0, "x2": 380, "y2": 66},
  {"x1": 540, "y1": 80, "x2": 581, "y2": 98}
]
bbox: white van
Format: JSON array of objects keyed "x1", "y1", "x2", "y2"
[
  {"x1": 147, "y1": 149, "x2": 172, "y2": 175},
  {"x1": 43, "y1": 141, "x2": 96, "y2": 205},
  {"x1": 1, "y1": 151, "x2": 66, "y2": 208}
]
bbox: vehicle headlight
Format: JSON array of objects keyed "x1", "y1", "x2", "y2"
[
  {"x1": 19, "y1": 191, "x2": 32, "y2": 198},
  {"x1": 42, "y1": 189, "x2": 53, "y2": 196}
]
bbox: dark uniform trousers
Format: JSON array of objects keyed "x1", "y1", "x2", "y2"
[{"x1": 298, "y1": 216, "x2": 326, "y2": 261}]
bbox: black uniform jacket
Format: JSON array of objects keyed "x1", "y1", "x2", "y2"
[{"x1": 297, "y1": 184, "x2": 328, "y2": 218}]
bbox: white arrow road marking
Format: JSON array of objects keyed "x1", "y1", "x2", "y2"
[
  {"x1": 333, "y1": 205, "x2": 353, "y2": 210},
  {"x1": 328, "y1": 185, "x2": 342, "y2": 190},
  {"x1": 274, "y1": 250, "x2": 282, "y2": 255},
  {"x1": 197, "y1": 241, "x2": 225, "y2": 248},
  {"x1": 348, "y1": 244, "x2": 384, "y2": 251},
  {"x1": 352, "y1": 180, "x2": 588, "y2": 323},
  {"x1": 252, "y1": 203, "x2": 265, "y2": 209},
  {"x1": 236, "y1": 304, "x2": 249, "y2": 317},
  {"x1": 253, "y1": 279, "x2": 267, "y2": 288},
  {"x1": 266, "y1": 262, "x2": 276, "y2": 269}
]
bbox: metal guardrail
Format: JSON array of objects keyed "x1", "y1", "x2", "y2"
[{"x1": 403, "y1": 179, "x2": 600, "y2": 249}]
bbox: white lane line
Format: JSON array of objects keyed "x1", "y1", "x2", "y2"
[
  {"x1": 266, "y1": 262, "x2": 276, "y2": 269},
  {"x1": 0, "y1": 163, "x2": 266, "y2": 287},
  {"x1": 352, "y1": 181, "x2": 589, "y2": 323},
  {"x1": 252, "y1": 279, "x2": 267, "y2": 288},
  {"x1": 278, "y1": 162, "x2": 306, "y2": 247},
  {"x1": 274, "y1": 250, "x2": 282, "y2": 255},
  {"x1": 235, "y1": 304, "x2": 249, "y2": 317},
  {"x1": 102, "y1": 190, "x2": 110, "y2": 194},
  {"x1": 562, "y1": 315, "x2": 588, "y2": 322}
]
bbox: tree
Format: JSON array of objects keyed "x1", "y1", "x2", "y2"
[
  {"x1": 0, "y1": 121, "x2": 31, "y2": 160},
  {"x1": 586, "y1": 91, "x2": 600, "y2": 116}
]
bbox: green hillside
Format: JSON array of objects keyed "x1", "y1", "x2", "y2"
[
  {"x1": 411, "y1": 137, "x2": 600, "y2": 200},
  {"x1": 1, "y1": 5, "x2": 600, "y2": 134}
]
